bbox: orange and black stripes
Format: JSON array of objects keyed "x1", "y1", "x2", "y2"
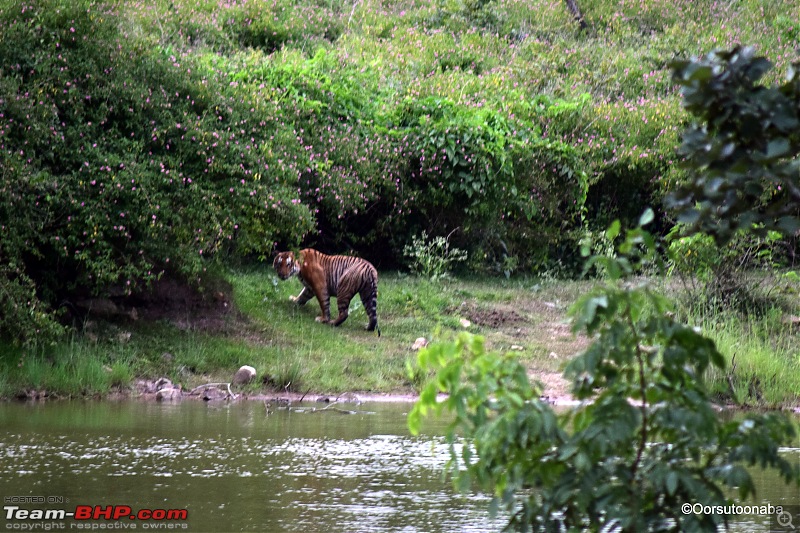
[{"x1": 274, "y1": 249, "x2": 380, "y2": 335}]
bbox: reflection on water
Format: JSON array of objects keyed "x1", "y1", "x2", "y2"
[
  {"x1": 0, "y1": 401, "x2": 798, "y2": 532},
  {"x1": 0, "y1": 401, "x2": 499, "y2": 532}
]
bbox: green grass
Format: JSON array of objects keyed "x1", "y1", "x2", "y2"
[
  {"x1": 0, "y1": 269, "x2": 588, "y2": 399},
  {"x1": 2, "y1": 269, "x2": 799, "y2": 408},
  {"x1": 229, "y1": 269, "x2": 581, "y2": 393},
  {"x1": 3, "y1": 338, "x2": 115, "y2": 399},
  {"x1": 692, "y1": 308, "x2": 800, "y2": 408}
]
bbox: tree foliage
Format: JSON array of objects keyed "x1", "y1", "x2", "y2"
[
  {"x1": 668, "y1": 46, "x2": 800, "y2": 243},
  {"x1": 409, "y1": 214, "x2": 799, "y2": 531},
  {"x1": 0, "y1": 1, "x2": 314, "y2": 344},
  {"x1": 409, "y1": 46, "x2": 800, "y2": 531}
]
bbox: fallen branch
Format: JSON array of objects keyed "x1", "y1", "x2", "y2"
[
  {"x1": 348, "y1": 0, "x2": 361, "y2": 27},
  {"x1": 564, "y1": 0, "x2": 588, "y2": 30},
  {"x1": 319, "y1": 401, "x2": 347, "y2": 413},
  {"x1": 299, "y1": 387, "x2": 312, "y2": 403}
]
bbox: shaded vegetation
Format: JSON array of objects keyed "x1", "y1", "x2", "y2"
[
  {"x1": 409, "y1": 216, "x2": 800, "y2": 532},
  {"x1": 2, "y1": 0, "x2": 799, "y2": 344}
]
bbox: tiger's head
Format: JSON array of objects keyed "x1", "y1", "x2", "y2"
[{"x1": 273, "y1": 251, "x2": 300, "y2": 280}]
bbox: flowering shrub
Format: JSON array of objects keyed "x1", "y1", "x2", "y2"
[
  {"x1": 0, "y1": 1, "x2": 313, "y2": 344},
  {"x1": 389, "y1": 96, "x2": 514, "y2": 217},
  {"x1": 2, "y1": 0, "x2": 798, "y2": 343}
]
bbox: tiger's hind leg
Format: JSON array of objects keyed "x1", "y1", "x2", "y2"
[
  {"x1": 332, "y1": 267, "x2": 361, "y2": 327},
  {"x1": 359, "y1": 287, "x2": 379, "y2": 334},
  {"x1": 331, "y1": 292, "x2": 352, "y2": 327}
]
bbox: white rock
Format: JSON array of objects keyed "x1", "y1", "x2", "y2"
[
  {"x1": 233, "y1": 365, "x2": 257, "y2": 385},
  {"x1": 411, "y1": 337, "x2": 428, "y2": 350}
]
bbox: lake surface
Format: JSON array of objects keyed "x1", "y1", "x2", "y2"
[
  {"x1": 0, "y1": 400, "x2": 500, "y2": 532},
  {"x1": 0, "y1": 400, "x2": 798, "y2": 532}
]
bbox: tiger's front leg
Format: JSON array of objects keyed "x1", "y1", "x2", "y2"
[
  {"x1": 313, "y1": 288, "x2": 332, "y2": 324},
  {"x1": 290, "y1": 286, "x2": 314, "y2": 305}
]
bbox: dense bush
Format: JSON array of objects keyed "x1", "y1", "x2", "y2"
[
  {"x1": 667, "y1": 226, "x2": 790, "y2": 315},
  {"x1": 383, "y1": 94, "x2": 588, "y2": 264},
  {"x1": 0, "y1": 1, "x2": 313, "y2": 343},
  {"x1": 2, "y1": 0, "x2": 799, "y2": 343}
]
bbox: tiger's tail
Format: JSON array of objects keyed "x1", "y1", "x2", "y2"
[{"x1": 363, "y1": 266, "x2": 380, "y2": 336}]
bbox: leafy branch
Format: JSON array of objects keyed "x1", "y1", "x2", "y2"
[
  {"x1": 667, "y1": 46, "x2": 800, "y2": 243},
  {"x1": 409, "y1": 209, "x2": 799, "y2": 531}
]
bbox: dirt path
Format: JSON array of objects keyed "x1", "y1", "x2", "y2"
[{"x1": 460, "y1": 296, "x2": 589, "y2": 403}]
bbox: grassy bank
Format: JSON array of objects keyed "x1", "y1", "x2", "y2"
[
  {"x1": 1, "y1": 270, "x2": 799, "y2": 408},
  {"x1": 693, "y1": 308, "x2": 800, "y2": 408},
  {"x1": 0, "y1": 270, "x2": 588, "y2": 400}
]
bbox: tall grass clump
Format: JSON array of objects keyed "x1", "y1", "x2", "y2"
[
  {"x1": 5, "y1": 342, "x2": 116, "y2": 398},
  {"x1": 698, "y1": 310, "x2": 800, "y2": 407}
]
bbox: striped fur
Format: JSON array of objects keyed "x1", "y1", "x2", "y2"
[{"x1": 273, "y1": 248, "x2": 379, "y2": 335}]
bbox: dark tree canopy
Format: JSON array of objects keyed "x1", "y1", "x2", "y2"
[{"x1": 668, "y1": 47, "x2": 800, "y2": 243}]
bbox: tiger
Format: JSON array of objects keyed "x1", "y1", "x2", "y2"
[{"x1": 273, "y1": 248, "x2": 380, "y2": 335}]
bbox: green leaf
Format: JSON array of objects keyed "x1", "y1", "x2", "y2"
[
  {"x1": 765, "y1": 138, "x2": 790, "y2": 159},
  {"x1": 574, "y1": 294, "x2": 608, "y2": 331},
  {"x1": 666, "y1": 471, "x2": 679, "y2": 495},
  {"x1": 638, "y1": 208, "x2": 655, "y2": 227},
  {"x1": 605, "y1": 219, "x2": 621, "y2": 241},
  {"x1": 558, "y1": 442, "x2": 578, "y2": 460}
]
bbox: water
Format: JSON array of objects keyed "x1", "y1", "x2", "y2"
[
  {"x1": 1, "y1": 401, "x2": 798, "y2": 532},
  {"x1": 0, "y1": 400, "x2": 500, "y2": 532}
]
